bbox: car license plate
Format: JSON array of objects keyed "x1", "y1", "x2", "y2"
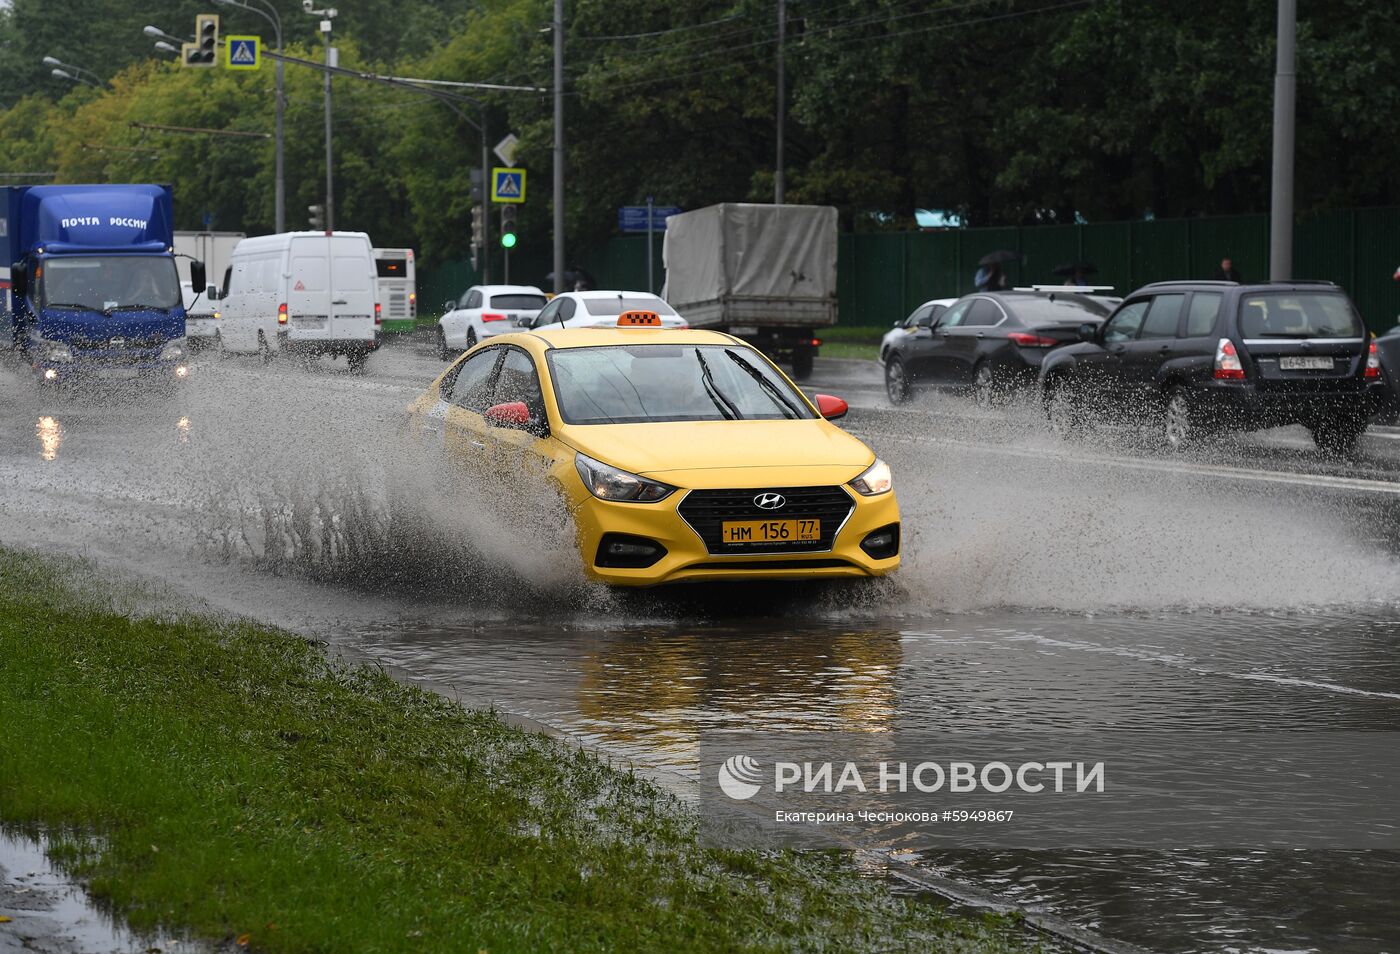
[
  {"x1": 721, "y1": 519, "x2": 820, "y2": 544},
  {"x1": 294, "y1": 316, "x2": 326, "y2": 330},
  {"x1": 1280, "y1": 356, "x2": 1334, "y2": 370}
]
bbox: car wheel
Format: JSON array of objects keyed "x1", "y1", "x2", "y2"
[
  {"x1": 1311, "y1": 416, "x2": 1367, "y2": 456},
  {"x1": 1163, "y1": 386, "x2": 1195, "y2": 450},
  {"x1": 972, "y1": 361, "x2": 1005, "y2": 408},
  {"x1": 216, "y1": 331, "x2": 231, "y2": 360},
  {"x1": 1044, "y1": 375, "x2": 1083, "y2": 439},
  {"x1": 466, "y1": 328, "x2": 478, "y2": 351},
  {"x1": 885, "y1": 355, "x2": 911, "y2": 404},
  {"x1": 436, "y1": 326, "x2": 453, "y2": 362}
]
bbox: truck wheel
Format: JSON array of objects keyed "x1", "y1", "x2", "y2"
[
  {"x1": 257, "y1": 332, "x2": 274, "y2": 365},
  {"x1": 791, "y1": 344, "x2": 815, "y2": 381},
  {"x1": 347, "y1": 351, "x2": 369, "y2": 375}
]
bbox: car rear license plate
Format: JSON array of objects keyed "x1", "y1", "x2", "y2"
[
  {"x1": 1280, "y1": 356, "x2": 1335, "y2": 370},
  {"x1": 721, "y1": 519, "x2": 820, "y2": 544}
]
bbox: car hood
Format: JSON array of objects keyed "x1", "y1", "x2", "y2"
[{"x1": 556, "y1": 418, "x2": 875, "y2": 488}]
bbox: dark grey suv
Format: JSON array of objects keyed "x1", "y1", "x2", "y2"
[{"x1": 1038, "y1": 280, "x2": 1387, "y2": 452}]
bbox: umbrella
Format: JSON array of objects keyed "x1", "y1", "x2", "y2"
[
  {"x1": 1053, "y1": 262, "x2": 1098, "y2": 277},
  {"x1": 978, "y1": 250, "x2": 1020, "y2": 266}
]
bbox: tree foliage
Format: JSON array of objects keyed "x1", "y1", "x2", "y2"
[{"x1": 0, "y1": 0, "x2": 1396, "y2": 269}]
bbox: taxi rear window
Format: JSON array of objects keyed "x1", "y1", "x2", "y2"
[{"x1": 582, "y1": 297, "x2": 679, "y2": 317}]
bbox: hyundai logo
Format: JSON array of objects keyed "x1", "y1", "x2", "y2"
[{"x1": 754, "y1": 492, "x2": 786, "y2": 511}]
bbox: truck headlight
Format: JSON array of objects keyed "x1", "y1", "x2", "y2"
[
  {"x1": 574, "y1": 453, "x2": 676, "y2": 503},
  {"x1": 849, "y1": 458, "x2": 893, "y2": 496},
  {"x1": 159, "y1": 338, "x2": 186, "y2": 361},
  {"x1": 43, "y1": 342, "x2": 74, "y2": 363}
]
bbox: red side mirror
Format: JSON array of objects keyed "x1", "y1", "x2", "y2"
[
  {"x1": 814, "y1": 393, "x2": 848, "y2": 420},
  {"x1": 484, "y1": 401, "x2": 531, "y2": 428}
]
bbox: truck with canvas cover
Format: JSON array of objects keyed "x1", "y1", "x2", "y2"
[
  {"x1": 1, "y1": 184, "x2": 203, "y2": 384},
  {"x1": 662, "y1": 203, "x2": 838, "y2": 379}
]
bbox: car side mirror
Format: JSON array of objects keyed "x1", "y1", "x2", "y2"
[
  {"x1": 206, "y1": 285, "x2": 221, "y2": 302},
  {"x1": 11, "y1": 261, "x2": 27, "y2": 298},
  {"x1": 813, "y1": 393, "x2": 848, "y2": 420},
  {"x1": 484, "y1": 401, "x2": 532, "y2": 429},
  {"x1": 190, "y1": 260, "x2": 207, "y2": 296},
  {"x1": 443, "y1": 300, "x2": 455, "y2": 315},
  {"x1": 1077, "y1": 322, "x2": 1098, "y2": 342}
]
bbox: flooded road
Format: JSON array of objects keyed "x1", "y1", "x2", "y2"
[{"x1": 3, "y1": 339, "x2": 1399, "y2": 953}]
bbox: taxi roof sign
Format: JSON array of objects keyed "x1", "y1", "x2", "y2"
[{"x1": 617, "y1": 310, "x2": 662, "y2": 327}]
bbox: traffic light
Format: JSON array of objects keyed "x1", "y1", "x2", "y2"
[
  {"x1": 308, "y1": 204, "x2": 326, "y2": 231},
  {"x1": 499, "y1": 205, "x2": 517, "y2": 249},
  {"x1": 470, "y1": 205, "x2": 484, "y2": 248},
  {"x1": 183, "y1": 14, "x2": 219, "y2": 67},
  {"x1": 469, "y1": 168, "x2": 484, "y2": 204}
]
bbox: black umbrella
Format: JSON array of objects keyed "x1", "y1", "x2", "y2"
[
  {"x1": 1052, "y1": 261, "x2": 1098, "y2": 277},
  {"x1": 978, "y1": 249, "x2": 1020, "y2": 266}
]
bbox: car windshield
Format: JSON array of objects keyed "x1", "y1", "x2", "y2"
[
  {"x1": 1239, "y1": 292, "x2": 1365, "y2": 338},
  {"x1": 581, "y1": 296, "x2": 679, "y2": 316},
  {"x1": 547, "y1": 344, "x2": 816, "y2": 424},
  {"x1": 41, "y1": 255, "x2": 182, "y2": 312},
  {"x1": 491, "y1": 294, "x2": 547, "y2": 310}
]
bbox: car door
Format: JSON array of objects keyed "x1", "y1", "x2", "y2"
[
  {"x1": 480, "y1": 346, "x2": 555, "y2": 486},
  {"x1": 1120, "y1": 293, "x2": 1186, "y2": 402},
  {"x1": 440, "y1": 346, "x2": 504, "y2": 473},
  {"x1": 947, "y1": 297, "x2": 1006, "y2": 384},
  {"x1": 1076, "y1": 298, "x2": 1150, "y2": 406},
  {"x1": 906, "y1": 299, "x2": 972, "y2": 384}
]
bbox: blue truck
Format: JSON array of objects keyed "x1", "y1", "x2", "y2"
[{"x1": 1, "y1": 184, "x2": 205, "y2": 383}]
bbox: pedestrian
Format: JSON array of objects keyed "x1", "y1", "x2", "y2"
[
  {"x1": 1214, "y1": 257, "x2": 1244, "y2": 283},
  {"x1": 975, "y1": 263, "x2": 1007, "y2": 292}
]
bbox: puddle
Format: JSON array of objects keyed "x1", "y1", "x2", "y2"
[{"x1": 0, "y1": 828, "x2": 204, "y2": 954}]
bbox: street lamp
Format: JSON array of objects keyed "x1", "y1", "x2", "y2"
[
  {"x1": 304, "y1": 4, "x2": 338, "y2": 233},
  {"x1": 212, "y1": 0, "x2": 286, "y2": 234},
  {"x1": 153, "y1": 41, "x2": 180, "y2": 55},
  {"x1": 143, "y1": 25, "x2": 184, "y2": 44},
  {"x1": 42, "y1": 56, "x2": 101, "y2": 86}
]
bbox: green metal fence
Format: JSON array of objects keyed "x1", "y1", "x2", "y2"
[{"x1": 421, "y1": 206, "x2": 1400, "y2": 335}]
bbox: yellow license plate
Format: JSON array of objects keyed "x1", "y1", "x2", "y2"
[{"x1": 721, "y1": 519, "x2": 820, "y2": 544}]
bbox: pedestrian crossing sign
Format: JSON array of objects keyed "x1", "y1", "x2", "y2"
[
  {"x1": 226, "y1": 35, "x2": 260, "y2": 70},
  {"x1": 492, "y1": 167, "x2": 526, "y2": 204}
]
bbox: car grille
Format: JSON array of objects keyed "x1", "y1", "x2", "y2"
[
  {"x1": 71, "y1": 333, "x2": 166, "y2": 349},
  {"x1": 677, "y1": 486, "x2": 855, "y2": 555}
]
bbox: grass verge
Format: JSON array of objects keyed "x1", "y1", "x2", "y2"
[
  {"x1": 819, "y1": 326, "x2": 889, "y2": 362},
  {"x1": 0, "y1": 548, "x2": 1033, "y2": 953}
]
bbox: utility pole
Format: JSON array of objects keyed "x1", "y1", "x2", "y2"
[
  {"x1": 322, "y1": 16, "x2": 335, "y2": 232},
  {"x1": 552, "y1": 0, "x2": 565, "y2": 293},
  {"x1": 775, "y1": 0, "x2": 785, "y2": 205},
  {"x1": 646, "y1": 194, "x2": 654, "y2": 293},
  {"x1": 1269, "y1": 0, "x2": 1296, "y2": 280},
  {"x1": 209, "y1": 0, "x2": 285, "y2": 232}
]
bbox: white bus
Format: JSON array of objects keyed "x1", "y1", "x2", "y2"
[{"x1": 373, "y1": 247, "x2": 417, "y2": 334}]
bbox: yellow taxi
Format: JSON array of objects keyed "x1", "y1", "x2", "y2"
[{"x1": 405, "y1": 313, "x2": 900, "y2": 586}]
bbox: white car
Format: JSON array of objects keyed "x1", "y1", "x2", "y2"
[
  {"x1": 879, "y1": 298, "x2": 957, "y2": 364},
  {"x1": 181, "y1": 279, "x2": 219, "y2": 348},
  {"x1": 526, "y1": 290, "x2": 689, "y2": 331},
  {"x1": 437, "y1": 284, "x2": 548, "y2": 359}
]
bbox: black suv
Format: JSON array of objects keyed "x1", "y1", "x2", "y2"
[{"x1": 1038, "y1": 280, "x2": 1387, "y2": 452}]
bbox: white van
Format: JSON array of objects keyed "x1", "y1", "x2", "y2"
[{"x1": 217, "y1": 231, "x2": 381, "y2": 369}]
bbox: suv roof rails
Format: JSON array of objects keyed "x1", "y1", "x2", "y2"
[
  {"x1": 1138, "y1": 280, "x2": 1237, "y2": 289},
  {"x1": 1263, "y1": 279, "x2": 1337, "y2": 286},
  {"x1": 1012, "y1": 284, "x2": 1116, "y2": 293}
]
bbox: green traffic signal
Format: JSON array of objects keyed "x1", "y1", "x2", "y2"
[{"x1": 500, "y1": 231, "x2": 517, "y2": 249}]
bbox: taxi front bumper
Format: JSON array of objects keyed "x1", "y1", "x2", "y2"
[{"x1": 570, "y1": 481, "x2": 901, "y2": 586}]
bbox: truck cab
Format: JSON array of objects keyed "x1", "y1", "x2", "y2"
[{"x1": 1, "y1": 184, "x2": 200, "y2": 384}]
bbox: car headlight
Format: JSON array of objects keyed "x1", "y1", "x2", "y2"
[
  {"x1": 574, "y1": 452, "x2": 676, "y2": 503},
  {"x1": 159, "y1": 338, "x2": 186, "y2": 360},
  {"x1": 849, "y1": 458, "x2": 893, "y2": 496},
  {"x1": 43, "y1": 342, "x2": 74, "y2": 363}
]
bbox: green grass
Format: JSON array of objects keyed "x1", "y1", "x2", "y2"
[
  {"x1": 0, "y1": 548, "x2": 1033, "y2": 953},
  {"x1": 819, "y1": 326, "x2": 889, "y2": 362}
]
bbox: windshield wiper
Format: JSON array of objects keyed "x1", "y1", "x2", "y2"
[
  {"x1": 107, "y1": 304, "x2": 171, "y2": 313},
  {"x1": 723, "y1": 349, "x2": 803, "y2": 419},
  {"x1": 43, "y1": 302, "x2": 94, "y2": 311},
  {"x1": 693, "y1": 348, "x2": 741, "y2": 420}
]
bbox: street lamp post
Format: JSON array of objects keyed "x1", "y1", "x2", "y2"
[
  {"x1": 213, "y1": 0, "x2": 286, "y2": 234},
  {"x1": 304, "y1": 5, "x2": 338, "y2": 233},
  {"x1": 42, "y1": 56, "x2": 101, "y2": 86},
  {"x1": 1269, "y1": 0, "x2": 1296, "y2": 281},
  {"x1": 552, "y1": 0, "x2": 565, "y2": 294}
]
